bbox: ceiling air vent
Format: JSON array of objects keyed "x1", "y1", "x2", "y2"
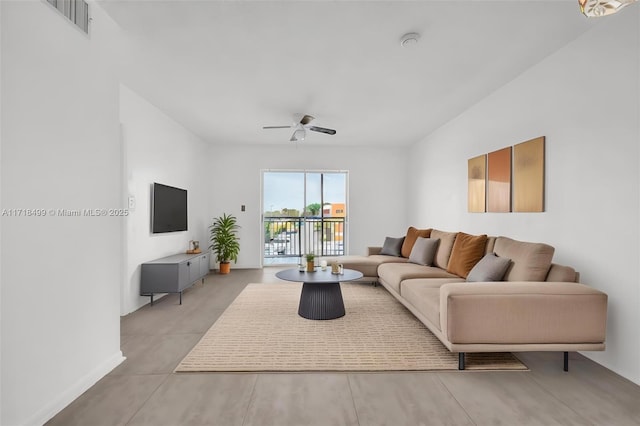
[{"x1": 46, "y1": 0, "x2": 89, "y2": 34}]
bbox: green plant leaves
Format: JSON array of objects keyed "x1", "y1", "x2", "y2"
[{"x1": 209, "y1": 213, "x2": 240, "y2": 263}]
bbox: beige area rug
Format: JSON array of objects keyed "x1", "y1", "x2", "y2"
[{"x1": 175, "y1": 283, "x2": 527, "y2": 372}]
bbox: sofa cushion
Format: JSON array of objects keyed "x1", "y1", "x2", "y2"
[
  {"x1": 400, "y1": 281, "x2": 442, "y2": 331},
  {"x1": 430, "y1": 229, "x2": 458, "y2": 270},
  {"x1": 493, "y1": 236, "x2": 555, "y2": 281},
  {"x1": 401, "y1": 227, "x2": 432, "y2": 258},
  {"x1": 367, "y1": 255, "x2": 409, "y2": 265},
  {"x1": 485, "y1": 236, "x2": 497, "y2": 254},
  {"x1": 367, "y1": 246, "x2": 383, "y2": 256},
  {"x1": 378, "y1": 263, "x2": 460, "y2": 294},
  {"x1": 327, "y1": 256, "x2": 380, "y2": 277},
  {"x1": 326, "y1": 254, "x2": 408, "y2": 277},
  {"x1": 380, "y1": 236, "x2": 405, "y2": 257},
  {"x1": 400, "y1": 277, "x2": 465, "y2": 290},
  {"x1": 408, "y1": 237, "x2": 439, "y2": 266},
  {"x1": 466, "y1": 253, "x2": 511, "y2": 282},
  {"x1": 446, "y1": 232, "x2": 488, "y2": 278},
  {"x1": 546, "y1": 263, "x2": 578, "y2": 283}
]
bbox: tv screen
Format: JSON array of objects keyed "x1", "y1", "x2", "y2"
[{"x1": 151, "y1": 183, "x2": 188, "y2": 233}]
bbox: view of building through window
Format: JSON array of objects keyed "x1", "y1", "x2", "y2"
[{"x1": 263, "y1": 171, "x2": 347, "y2": 264}]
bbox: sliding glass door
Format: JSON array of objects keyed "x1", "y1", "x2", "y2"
[{"x1": 262, "y1": 170, "x2": 347, "y2": 265}]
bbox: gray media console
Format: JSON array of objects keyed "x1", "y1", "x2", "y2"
[{"x1": 140, "y1": 251, "x2": 210, "y2": 305}]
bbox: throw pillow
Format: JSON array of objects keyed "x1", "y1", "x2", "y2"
[
  {"x1": 446, "y1": 232, "x2": 488, "y2": 278},
  {"x1": 467, "y1": 253, "x2": 512, "y2": 282},
  {"x1": 380, "y1": 236, "x2": 405, "y2": 257},
  {"x1": 430, "y1": 229, "x2": 459, "y2": 269},
  {"x1": 401, "y1": 227, "x2": 432, "y2": 258},
  {"x1": 408, "y1": 237, "x2": 440, "y2": 266},
  {"x1": 493, "y1": 236, "x2": 555, "y2": 281}
]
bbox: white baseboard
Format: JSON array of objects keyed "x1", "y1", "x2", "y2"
[{"x1": 24, "y1": 351, "x2": 126, "y2": 426}]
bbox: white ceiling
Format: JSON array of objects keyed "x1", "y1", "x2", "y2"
[{"x1": 97, "y1": 1, "x2": 597, "y2": 147}]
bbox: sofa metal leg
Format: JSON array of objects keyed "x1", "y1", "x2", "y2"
[
  {"x1": 563, "y1": 351, "x2": 569, "y2": 372},
  {"x1": 458, "y1": 352, "x2": 465, "y2": 370}
]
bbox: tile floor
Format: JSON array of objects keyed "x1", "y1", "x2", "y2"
[{"x1": 47, "y1": 268, "x2": 640, "y2": 426}]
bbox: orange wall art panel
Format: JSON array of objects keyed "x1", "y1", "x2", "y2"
[{"x1": 487, "y1": 147, "x2": 512, "y2": 213}]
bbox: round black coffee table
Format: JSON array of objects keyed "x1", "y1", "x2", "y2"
[{"x1": 275, "y1": 268, "x2": 364, "y2": 320}]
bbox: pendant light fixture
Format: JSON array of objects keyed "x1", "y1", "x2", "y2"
[{"x1": 579, "y1": 0, "x2": 638, "y2": 17}]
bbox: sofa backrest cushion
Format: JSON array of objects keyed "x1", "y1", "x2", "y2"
[
  {"x1": 401, "y1": 227, "x2": 432, "y2": 258},
  {"x1": 466, "y1": 253, "x2": 511, "y2": 282},
  {"x1": 485, "y1": 236, "x2": 497, "y2": 254},
  {"x1": 493, "y1": 236, "x2": 555, "y2": 281},
  {"x1": 430, "y1": 229, "x2": 458, "y2": 269},
  {"x1": 446, "y1": 232, "x2": 488, "y2": 278},
  {"x1": 380, "y1": 236, "x2": 405, "y2": 257},
  {"x1": 546, "y1": 263, "x2": 578, "y2": 283},
  {"x1": 408, "y1": 237, "x2": 440, "y2": 266}
]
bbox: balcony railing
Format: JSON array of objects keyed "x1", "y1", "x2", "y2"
[{"x1": 264, "y1": 216, "x2": 345, "y2": 259}]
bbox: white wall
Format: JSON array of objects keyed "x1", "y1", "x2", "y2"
[
  {"x1": 0, "y1": 2, "x2": 124, "y2": 425},
  {"x1": 408, "y1": 10, "x2": 640, "y2": 384},
  {"x1": 208, "y1": 144, "x2": 408, "y2": 269},
  {"x1": 120, "y1": 85, "x2": 210, "y2": 315},
  {"x1": 0, "y1": 2, "x2": 4, "y2": 422}
]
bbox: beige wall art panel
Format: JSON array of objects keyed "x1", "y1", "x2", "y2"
[
  {"x1": 513, "y1": 136, "x2": 545, "y2": 212},
  {"x1": 468, "y1": 155, "x2": 486, "y2": 212}
]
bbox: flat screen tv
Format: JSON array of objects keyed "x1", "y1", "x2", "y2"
[{"x1": 151, "y1": 183, "x2": 188, "y2": 233}]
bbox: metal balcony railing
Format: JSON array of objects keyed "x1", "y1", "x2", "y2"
[{"x1": 264, "y1": 216, "x2": 345, "y2": 259}]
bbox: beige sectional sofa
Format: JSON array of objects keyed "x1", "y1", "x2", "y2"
[{"x1": 329, "y1": 227, "x2": 608, "y2": 370}]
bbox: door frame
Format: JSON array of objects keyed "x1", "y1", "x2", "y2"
[{"x1": 260, "y1": 169, "x2": 349, "y2": 267}]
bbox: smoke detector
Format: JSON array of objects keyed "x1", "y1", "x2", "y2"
[{"x1": 400, "y1": 32, "x2": 420, "y2": 48}]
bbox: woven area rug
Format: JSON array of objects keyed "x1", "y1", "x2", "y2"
[{"x1": 175, "y1": 282, "x2": 527, "y2": 372}]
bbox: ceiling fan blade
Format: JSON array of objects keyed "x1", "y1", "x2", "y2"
[
  {"x1": 300, "y1": 114, "x2": 315, "y2": 125},
  {"x1": 308, "y1": 126, "x2": 336, "y2": 135},
  {"x1": 263, "y1": 126, "x2": 292, "y2": 129}
]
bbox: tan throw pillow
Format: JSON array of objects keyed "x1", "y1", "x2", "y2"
[
  {"x1": 493, "y1": 236, "x2": 555, "y2": 281},
  {"x1": 430, "y1": 229, "x2": 459, "y2": 269},
  {"x1": 401, "y1": 227, "x2": 432, "y2": 258},
  {"x1": 447, "y1": 232, "x2": 488, "y2": 278}
]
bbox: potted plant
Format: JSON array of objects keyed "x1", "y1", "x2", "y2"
[
  {"x1": 305, "y1": 253, "x2": 315, "y2": 272},
  {"x1": 209, "y1": 213, "x2": 240, "y2": 274}
]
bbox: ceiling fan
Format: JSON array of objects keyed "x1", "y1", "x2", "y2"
[{"x1": 263, "y1": 114, "x2": 337, "y2": 142}]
